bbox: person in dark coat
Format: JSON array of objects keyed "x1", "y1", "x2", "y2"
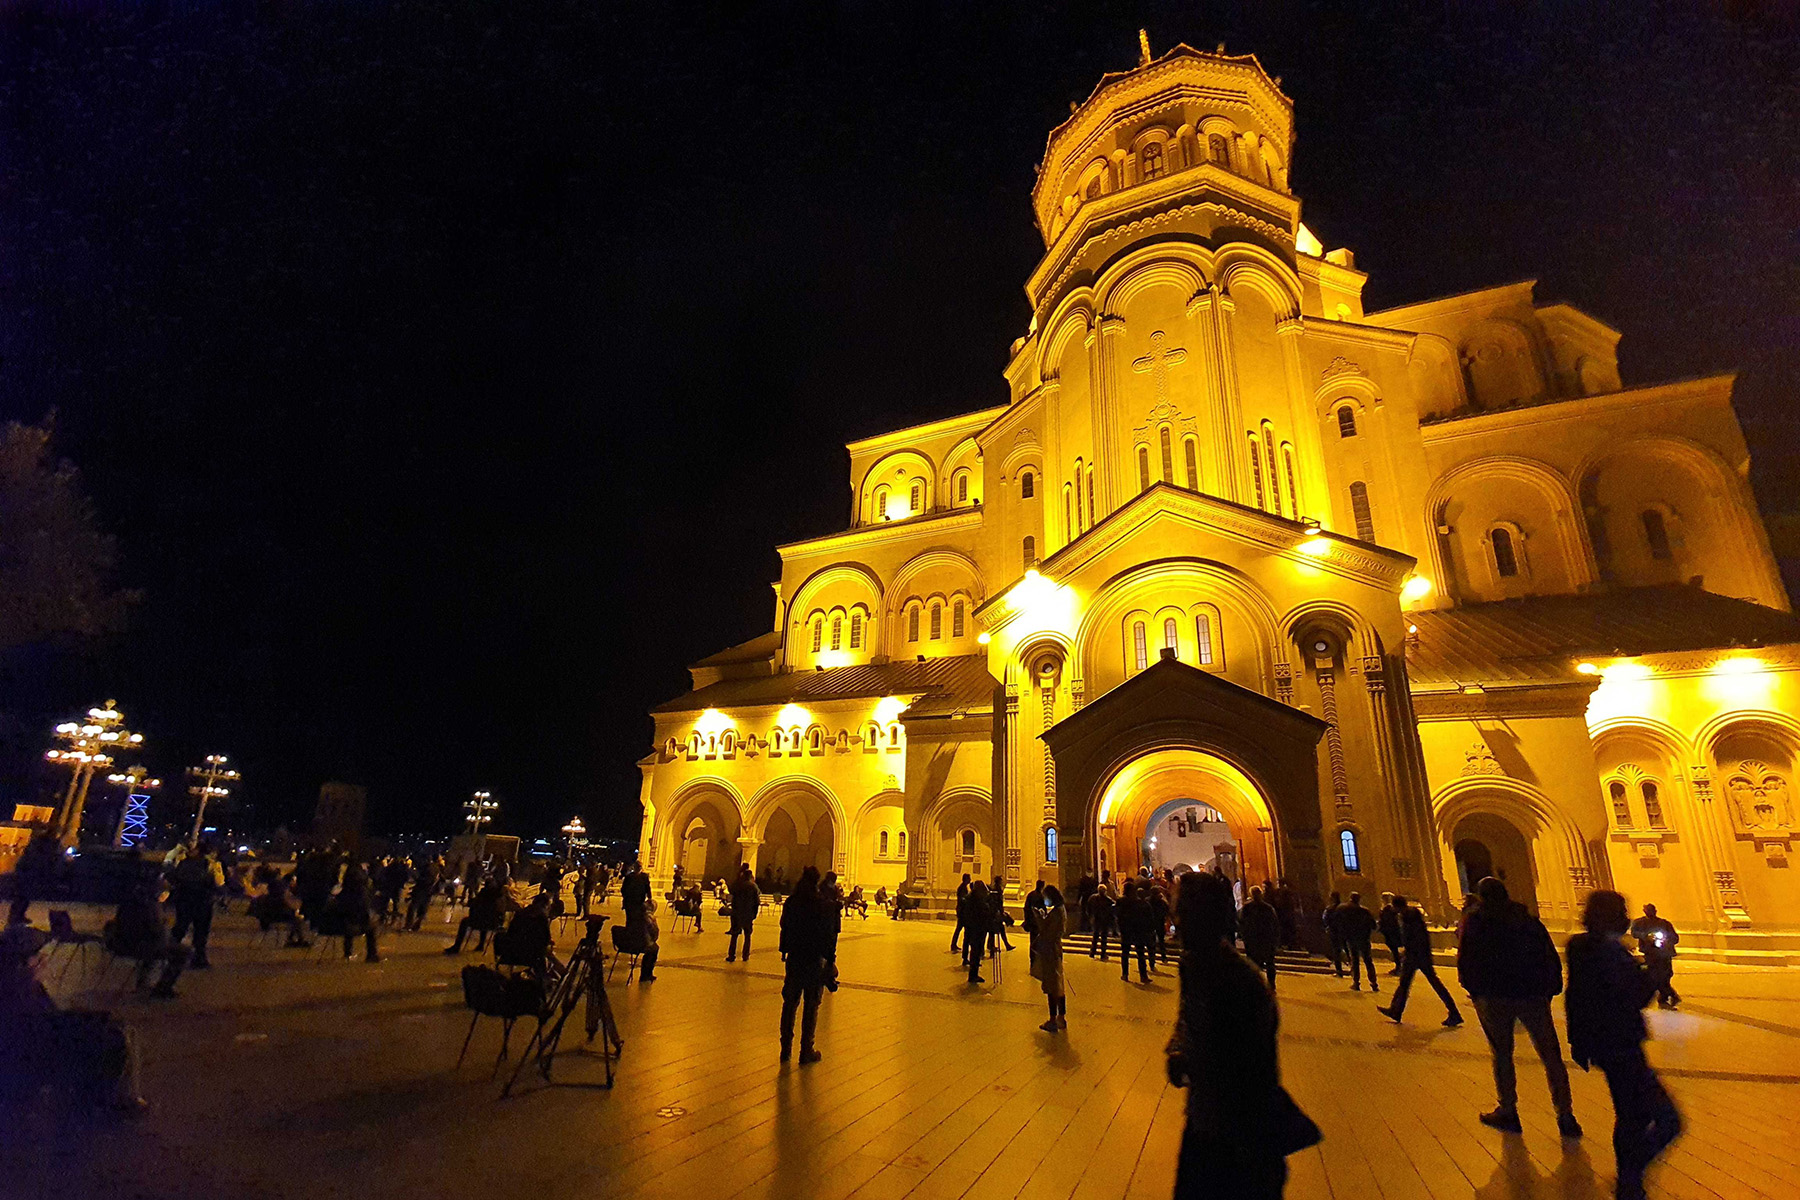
[
  {"x1": 1338, "y1": 892, "x2": 1379, "y2": 992},
  {"x1": 1457, "y1": 877, "x2": 1579, "y2": 1137},
  {"x1": 620, "y1": 860, "x2": 651, "y2": 918},
  {"x1": 405, "y1": 858, "x2": 441, "y2": 931},
  {"x1": 1147, "y1": 880, "x2": 1171, "y2": 965},
  {"x1": 1022, "y1": 878, "x2": 1048, "y2": 962},
  {"x1": 1086, "y1": 883, "x2": 1116, "y2": 960},
  {"x1": 109, "y1": 878, "x2": 186, "y2": 997},
  {"x1": 501, "y1": 892, "x2": 554, "y2": 976},
  {"x1": 1379, "y1": 895, "x2": 1462, "y2": 1027},
  {"x1": 1238, "y1": 886, "x2": 1281, "y2": 991},
  {"x1": 330, "y1": 863, "x2": 381, "y2": 962},
  {"x1": 1115, "y1": 880, "x2": 1153, "y2": 982},
  {"x1": 1322, "y1": 892, "x2": 1345, "y2": 977},
  {"x1": 1377, "y1": 892, "x2": 1404, "y2": 975},
  {"x1": 1167, "y1": 872, "x2": 1299, "y2": 1199},
  {"x1": 1628, "y1": 903, "x2": 1680, "y2": 1008},
  {"x1": 1075, "y1": 873, "x2": 1097, "y2": 933},
  {"x1": 444, "y1": 875, "x2": 509, "y2": 953},
  {"x1": 949, "y1": 874, "x2": 973, "y2": 953},
  {"x1": 727, "y1": 864, "x2": 761, "y2": 962},
  {"x1": 778, "y1": 867, "x2": 832, "y2": 1063},
  {"x1": 987, "y1": 877, "x2": 1013, "y2": 953},
  {"x1": 167, "y1": 843, "x2": 223, "y2": 969},
  {"x1": 1270, "y1": 879, "x2": 1298, "y2": 950},
  {"x1": 1, "y1": 924, "x2": 148, "y2": 1113},
  {"x1": 1567, "y1": 890, "x2": 1680, "y2": 1200},
  {"x1": 247, "y1": 870, "x2": 312, "y2": 947},
  {"x1": 961, "y1": 880, "x2": 992, "y2": 983},
  {"x1": 7, "y1": 831, "x2": 63, "y2": 927}
]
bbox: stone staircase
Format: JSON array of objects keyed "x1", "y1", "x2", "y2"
[{"x1": 1055, "y1": 931, "x2": 1338, "y2": 975}]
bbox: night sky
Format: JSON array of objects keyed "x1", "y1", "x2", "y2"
[{"x1": 1, "y1": 2, "x2": 1796, "y2": 841}]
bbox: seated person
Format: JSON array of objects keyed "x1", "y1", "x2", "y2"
[
  {"x1": 106, "y1": 879, "x2": 186, "y2": 998},
  {"x1": 844, "y1": 885, "x2": 869, "y2": 918},
  {"x1": 499, "y1": 892, "x2": 556, "y2": 977},
  {"x1": 874, "y1": 885, "x2": 888, "y2": 912},
  {"x1": 247, "y1": 872, "x2": 313, "y2": 947},
  {"x1": 444, "y1": 875, "x2": 512, "y2": 955},
  {"x1": 674, "y1": 882, "x2": 705, "y2": 932},
  {"x1": 891, "y1": 884, "x2": 920, "y2": 919},
  {"x1": 0, "y1": 925, "x2": 147, "y2": 1113}
]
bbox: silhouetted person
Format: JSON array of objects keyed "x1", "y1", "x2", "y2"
[
  {"x1": 1086, "y1": 883, "x2": 1116, "y2": 960},
  {"x1": 8, "y1": 831, "x2": 62, "y2": 927},
  {"x1": 1075, "y1": 872, "x2": 1096, "y2": 932},
  {"x1": 1238, "y1": 886, "x2": 1280, "y2": 991},
  {"x1": 1147, "y1": 879, "x2": 1170, "y2": 964},
  {"x1": 1628, "y1": 903, "x2": 1680, "y2": 1008},
  {"x1": 444, "y1": 875, "x2": 509, "y2": 954},
  {"x1": 1322, "y1": 892, "x2": 1345, "y2": 977},
  {"x1": 1567, "y1": 890, "x2": 1681, "y2": 1200},
  {"x1": 727, "y1": 864, "x2": 761, "y2": 961},
  {"x1": 988, "y1": 876, "x2": 1013, "y2": 952},
  {"x1": 620, "y1": 860, "x2": 651, "y2": 918},
  {"x1": 168, "y1": 842, "x2": 223, "y2": 969},
  {"x1": 1270, "y1": 878, "x2": 1298, "y2": 950},
  {"x1": 109, "y1": 879, "x2": 186, "y2": 998},
  {"x1": 1116, "y1": 880, "x2": 1153, "y2": 982},
  {"x1": 961, "y1": 879, "x2": 992, "y2": 983},
  {"x1": 1378, "y1": 896, "x2": 1462, "y2": 1027},
  {"x1": 1338, "y1": 892, "x2": 1379, "y2": 993},
  {"x1": 1033, "y1": 885, "x2": 1067, "y2": 1031},
  {"x1": 1, "y1": 924, "x2": 148, "y2": 1113},
  {"x1": 502, "y1": 892, "x2": 554, "y2": 976},
  {"x1": 1377, "y1": 892, "x2": 1403, "y2": 975},
  {"x1": 1168, "y1": 872, "x2": 1313, "y2": 1198},
  {"x1": 778, "y1": 867, "x2": 831, "y2": 1063},
  {"x1": 1458, "y1": 876, "x2": 1579, "y2": 1137},
  {"x1": 949, "y1": 873, "x2": 972, "y2": 953},
  {"x1": 1023, "y1": 879, "x2": 1047, "y2": 963},
  {"x1": 247, "y1": 870, "x2": 311, "y2": 947},
  {"x1": 405, "y1": 858, "x2": 440, "y2": 931},
  {"x1": 331, "y1": 863, "x2": 381, "y2": 962}
]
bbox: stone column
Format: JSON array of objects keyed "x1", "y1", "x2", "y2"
[
  {"x1": 1379, "y1": 655, "x2": 1455, "y2": 920},
  {"x1": 1189, "y1": 286, "x2": 1244, "y2": 501},
  {"x1": 1002, "y1": 682, "x2": 1021, "y2": 894},
  {"x1": 1277, "y1": 317, "x2": 1324, "y2": 519},
  {"x1": 1088, "y1": 315, "x2": 1127, "y2": 516}
]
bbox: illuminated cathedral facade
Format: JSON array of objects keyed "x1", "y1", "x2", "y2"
[{"x1": 638, "y1": 43, "x2": 1800, "y2": 961}]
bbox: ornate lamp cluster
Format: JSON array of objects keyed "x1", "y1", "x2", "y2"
[
  {"x1": 185, "y1": 754, "x2": 242, "y2": 846},
  {"x1": 464, "y1": 790, "x2": 498, "y2": 855},
  {"x1": 45, "y1": 701, "x2": 144, "y2": 847}
]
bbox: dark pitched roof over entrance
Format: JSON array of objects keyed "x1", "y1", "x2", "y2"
[
  {"x1": 1044, "y1": 653, "x2": 1326, "y2": 753},
  {"x1": 653, "y1": 653, "x2": 998, "y2": 717},
  {"x1": 1406, "y1": 585, "x2": 1800, "y2": 687}
]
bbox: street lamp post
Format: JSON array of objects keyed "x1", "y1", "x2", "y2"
[
  {"x1": 106, "y1": 766, "x2": 163, "y2": 848},
  {"x1": 561, "y1": 815, "x2": 587, "y2": 856},
  {"x1": 464, "y1": 790, "x2": 497, "y2": 858},
  {"x1": 185, "y1": 754, "x2": 241, "y2": 847},
  {"x1": 45, "y1": 701, "x2": 145, "y2": 848}
]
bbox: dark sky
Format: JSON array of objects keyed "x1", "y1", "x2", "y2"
[{"x1": 1, "y1": 1, "x2": 1796, "y2": 840}]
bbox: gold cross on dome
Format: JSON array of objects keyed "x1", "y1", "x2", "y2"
[{"x1": 1132, "y1": 330, "x2": 1188, "y2": 402}]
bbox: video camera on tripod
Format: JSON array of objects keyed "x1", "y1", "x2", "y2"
[{"x1": 501, "y1": 913, "x2": 622, "y2": 1095}]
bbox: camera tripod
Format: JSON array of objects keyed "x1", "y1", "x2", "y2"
[{"x1": 502, "y1": 915, "x2": 622, "y2": 1095}]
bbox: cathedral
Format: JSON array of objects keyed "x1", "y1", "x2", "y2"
[{"x1": 637, "y1": 42, "x2": 1800, "y2": 962}]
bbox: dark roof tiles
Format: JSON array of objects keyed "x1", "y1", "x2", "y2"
[{"x1": 654, "y1": 653, "x2": 998, "y2": 717}]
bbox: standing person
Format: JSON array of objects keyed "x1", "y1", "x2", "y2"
[
  {"x1": 778, "y1": 867, "x2": 831, "y2": 1063},
  {"x1": 1271, "y1": 879, "x2": 1298, "y2": 950},
  {"x1": 1458, "y1": 877, "x2": 1581, "y2": 1137},
  {"x1": 1377, "y1": 892, "x2": 1404, "y2": 975},
  {"x1": 1567, "y1": 890, "x2": 1681, "y2": 1200},
  {"x1": 949, "y1": 874, "x2": 972, "y2": 954},
  {"x1": 296, "y1": 848, "x2": 339, "y2": 931},
  {"x1": 575, "y1": 861, "x2": 597, "y2": 920},
  {"x1": 1339, "y1": 892, "x2": 1380, "y2": 993},
  {"x1": 1378, "y1": 896, "x2": 1463, "y2": 1027},
  {"x1": 1116, "y1": 880, "x2": 1153, "y2": 983},
  {"x1": 727, "y1": 864, "x2": 761, "y2": 961},
  {"x1": 988, "y1": 877, "x2": 1013, "y2": 953},
  {"x1": 1628, "y1": 904, "x2": 1680, "y2": 1008},
  {"x1": 1032, "y1": 885, "x2": 1068, "y2": 1031},
  {"x1": 1238, "y1": 886, "x2": 1280, "y2": 991},
  {"x1": 1075, "y1": 872, "x2": 1097, "y2": 933},
  {"x1": 378, "y1": 857, "x2": 410, "y2": 924},
  {"x1": 1167, "y1": 872, "x2": 1316, "y2": 1199},
  {"x1": 331, "y1": 863, "x2": 381, "y2": 962},
  {"x1": 1323, "y1": 892, "x2": 1345, "y2": 978},
  {"x1": 594, "y1": 861, "x2": 613, "y2": 904},
  {"x1": 458, "y1": 858, "x2": 481, "y2": 905},
  {"x1": 620, "y1": 860, "x2": 651, "y2": 920},
  {"x1": 8, "y1": 832, "x2": 63, "y2": 927},
  {"x1": 961, "y1": 880, "x2": 992, "y2": 984},
  {"x1": 1086, "y1": 882, "x2": 1116, "y2": 960},
  {"x1": 168, "y1": 841, "x2": 224, "y2": 969},
  {"x1": 1147, "y1": 879, "x2": 1170, "y2": 966},
  {"x1": 821, "y1": 871, "x2": 844, "y2": 964},
  {"x1": 405, "y1": 858, "x2": 440, "y2": 931}
]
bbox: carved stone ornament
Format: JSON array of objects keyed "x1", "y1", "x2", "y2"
[
  {"x1": 1723, "y1": 760, "x2": 1798, "y2": 834},
  {"x1": 1322, "y1": 356, "x2": 1364, "y2": 381},
  {"x1": 1013, "y1": 428, "x2": 1039, "y2": 448},
  {"x1": 1461, "y1": 743, "x2": 1504, "y2": 777}
]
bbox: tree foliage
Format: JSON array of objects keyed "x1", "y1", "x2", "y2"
[{"x1": 0, "y1": 419, "x2": 135, "y2": 653}]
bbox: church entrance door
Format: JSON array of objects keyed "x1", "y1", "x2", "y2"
[{"x1": 1096, "y1": 747, "x2": 1277, "y2": 893}]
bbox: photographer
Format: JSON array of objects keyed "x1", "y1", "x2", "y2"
[{"x1": 1629, "y1": 903, "x2": 1680, "y2": 1008}]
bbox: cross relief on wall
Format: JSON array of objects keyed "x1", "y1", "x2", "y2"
[{"x1": 1131, "y1": 330, "x2": 1188, "y2": 402}]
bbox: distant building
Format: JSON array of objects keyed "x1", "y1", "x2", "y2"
[{"x1": 313, "y1": 781, "x2": 367, "y2": 848}]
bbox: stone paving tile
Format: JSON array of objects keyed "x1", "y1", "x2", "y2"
[{"x1": 4, "y1": 900, "x2": 1797, "y2": 1200}]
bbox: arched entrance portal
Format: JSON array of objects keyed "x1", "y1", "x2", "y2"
[
  {"x1": 749, "y1": 782, "x2": 841, "y2": 883},
  {"x1": 1140, "y1": 798, "x2": 1239, "y2": 883},
  {"x1": 1096, "y1": 747, "x2": 1278, "y2": 890},
  {"x1": 1450, "y1": 812, "x2": 1537, "y2": 910},
  {"x1": 656, "y1": 784, "x2": 743, "y2": 886}
]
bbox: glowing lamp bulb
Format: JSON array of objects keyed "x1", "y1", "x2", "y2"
[
  {"x1": 1576, "y1": 662, "x2": 1601, "y2": 676},
  {"x1": 976, "y1": 631, "x2": 991, "y2": 645},
  {"x1": 1024, "y1": 568, "x2": 1041, "y2": 582},
  {"x1": 1401, "y1": 574, "x2": 1433, "y2": 602}
]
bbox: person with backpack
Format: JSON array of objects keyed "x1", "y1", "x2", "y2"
[{"x1": 1457, "y1": 877, "x2": 1580, "y2": 1137}]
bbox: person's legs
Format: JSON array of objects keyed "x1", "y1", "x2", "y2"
[
  {"x1": 799, "y1": 984, "x2": 822, "y2": 1056},
  {"x1": 968, "y1": 939, "x2": 984, "y2": 982},
  {"x1": 364, "y1": 926, "x2": 380, "y2": 961},
  {"x1": 343, "y1": 929, "x2": 356, "y2": 958},
  {"x1": 1599, "y1": 1048, "x2": 1680, "y2": 1200},
  {"x1": 1515, "y1": 999, "x2": 1574, "y2": 1114},
  {"x1": 1388, "y1": 962, "x2": 1416, "y2": 1016},
  {"x1": 152, "y1": 943, "x2": 187, "y2": 995},
  {"x1": 170, "y1": 904, "x2": 194, "y2": 949},
  {"x1": 191, "y1": 903, "x2": 213, "y2": 966},
  {"x1": 1474, "y1": 998, "x2": 1520, "y2": 1116},
  {"x1": 950, "y1": 915, "x2": 963, "y2": 952},
  {"x1": 639, "y1": 944, "x2": 658, "y2": 980},
  {"x1": 727, "y1": 923, "x2": 740, "y2": 960},
  {"x1": 1386, "y1": 938, "x2": 1404, "y2": 974},
  {"x1": 1420, "y1": 963, "x2": 1462, "y2": 1021},
  {"x1": 1329, "y1": 935, "x2": 1344, "y2": 977},
  {"x1": 779, "y1": 978, "x2": 801, "y2": 1056},
  {"x1": 1264, "y1": 952, "x2": 1276, "y2": 992},
  {"x1": 448, "y1": 916, "x2": 473, "y2": 951},
  {"x1": 1359, "y1": 943, "x2": 1380, "y2": 992}
]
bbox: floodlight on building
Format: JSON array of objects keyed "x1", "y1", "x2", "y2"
[
  {"x1": 1576, "y1": 662, "x2": 1601, "y2": 676},
  {"x1": 976, "y1": 631, "x2": 991, "y2": 645},
  {"x1": 1298, "y1": 537, "x2": 1332, "y2": 556},
  {"x1": 1401, "y1": 574, "x2": 1434, "y2": 602}
]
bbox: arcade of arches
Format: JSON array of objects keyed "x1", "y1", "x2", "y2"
[{"x1": 637, "y1": 42, "x2": 1800, "y2": 963}]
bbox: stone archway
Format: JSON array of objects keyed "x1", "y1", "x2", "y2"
[{"x1": 1097, "y1": 748, "x2": 1277, "y2": 889}]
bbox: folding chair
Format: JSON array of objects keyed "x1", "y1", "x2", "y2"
[
  {"x1": 670, "y1": 908, "x2": 697, "y2": 935},
  {"x1": 607, "y1": 926, "x2": 642, "y2": 982},
  {"x1": 457, "y1": 965, "x2": 544, "y2": 1076},
  {"x1": 47, "y1": 910, "x2": 103, "y2": 982}
]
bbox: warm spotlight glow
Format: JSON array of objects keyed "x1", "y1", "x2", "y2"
[
  {"x1": 1302, "y1": 518, "x2": 1322, "y2": 535},
  {"x1": 694, "y1": 708, "x2": 734, "y2": 737},
  {"x1": 776, "y1": 703, "x2": 812, "y2": 729},
  {"x1": 1024, "y1": 567, "x2": 1041, "y2": 582},
  {"x1": 873, "y1": 695, "x2": 910, "y2": 724},
  {"x1": 1295, "y1": 223, "x2": 1324, "y2": 257},
  {"x1": 1705, "y1": 655, "x2": 1774, "y2": 705},
  {"x1": 1576, "y1": 662, "x2": 1601, "y2": 676},
  {"x1": 1401, "y1": 574, "x2": 1433, "y2": 602},
  {"x1": 976, "y1": 631, "x2": 991, "y2": 645},
  {"x1": 1298, "y1": 537, "x2": 1333, "y2": 556}
]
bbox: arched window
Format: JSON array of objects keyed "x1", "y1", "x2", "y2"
[
  {"x1": 955, "y1": 470, "x2": 969, "y2": 504},
  {"x1": 810, "y1": 617, "x2": 824, "y2": 653},
  {"x1": 1642, "y1": 510, "x2": 1672, "y2": 561},
  {"x1": 1020, "y1": 471, "x2": 1035, "y2": 499},
  {"x1": 1064, "y1": 485, "x2": 1073, "y2": 539},
  {"x1": 1044, "y1": 826, "x2": 1059, "y2": 864},
  {"x1": 1249, "y1": 433, "x2": 1267, "y2": 509},
  {"x1": 1262, "y1": 421, "x2": 1283, "y2": 515},
  {"x1": 1163, "y1": 616, "x2": 1179, "y2": 656},
  {"x1": 1609, "y1": 780, "x2": 1631, "y2": 826},
  {"x1": 1491, "y1": 527, "x2": 1519, "y2": 578},
  {"x1": 1350, "y1": 481, "x2": 1376, "y2": 542},
  {"x1": 907, "y1": 605, "x2": 920, "y2": 643},
  {"x1": 830, "y1": 615, "x2": 843, "y2": 651},
  {"x1": 1138, "y1": 445, "x2": 1152, "y2": 492},
  {"x1": 849, "y1": 611, "x2": 863, "y2": 649},
  {"x1": 1337, "y1": 406, "x2": 1357, "y2": 438},
  {"x1": 1208, "y1": 133, "x2": 1231, "y2": 168},
  {"x1": 909, "y1": 479, "x2": 924, "y2": 513},
  {"x1": 1282, "y1": 444, "x2": 1299, "y2": 516},
  {"x1": 1160, "y1": 426, "x2": 1174, "y2": 482},
  {"x1": 1087, "y1": 469, "x2": 1096, "y2": 527},
  {"x1": 879, "y1": 830, "x2": 889, "y2": 857},
  {"x1": 1133, "y1": 621, "x2": 1149, "y2": 672},
  {"x1": 874, "y1": 486, "x2": 889, "y2": 521},
  {"x1": 1084, "y1": 175, "x2": 1102, "y2": 201},
  {"x1": 952, "y1": 599, "x2": 966, "y2": 638},
  {"x1": 1195, "y1": 612, "x2": 1216, "y2": 666},
  {"x1": 929, "y1": 603, "x2": 943, "y2": 640},
  {"x1": 1642, "y1": 780, "x2": 1666, "y2": 828},
  {"x1": 1184, "y1": 437, "x2": 1199, "y2": 490},
  {"x1": 898, "y1": 830, "x2": 907, "y2": 858},
  {"x1": 1140, "y1": 141, "x2": 1165, "y2": 181},
  {"x1": 1073, "y1": 458, "x2": 1085, "y2": 529},
  {"x1": 960, "y1": 828, "x2": 976, "y2": 858},
  {"x1": 1023, "y1": 536, "x2": 1036, "y2": 569},
  {"x1": 1339, "y1": 829, "x2": 1361, "y2": 873}
]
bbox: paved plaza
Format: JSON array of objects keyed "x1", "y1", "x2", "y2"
[{"x1": 5, "y1": 900, "x2": 1799, "y2": 1200}]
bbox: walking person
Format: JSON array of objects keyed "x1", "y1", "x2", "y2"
[
  {"x1": 1378, "y1": 895, "x2": 1463, "y2": 1027},
  {"x1": 962, "y1": 879, "x2": 992, "y2": 983},
  {"x1": 330, "y1": 863, "x2": 381, "y2": 962},
  {"x1": 1323, "y1": 892, "x2": 1345, "y2": 978},
  {"x1": 168, "y1": 841, "x2": 224, "y2": 969},
  {"x1": 778, "y1": 867, "x2": 832, "y2": 1063},
  {"x1": 1167, "y1": 872, "x2": 1318, "y2": 1199},
  {"x1": 1568, "y1": 890, "x2": 1681, "y2": 1200},
  {"x1": 1032, "y1": 884, "x2": 1068, "y2": 1031},
  {"x1": 1339, "y1": 892, "x2": 1380, "y2": 993},
  {"x1": 1377, "y1": 892, "x2": 1404, "y2": 975},
  {"x1": 1458, "y1": 877, "x2": 1581, "y2": 1137},
  {"x1": 727, "y1": 863, "x2": 761, "y2": 962},
  {"x1": 1271, "y1": 879, "x2": 1298, "y2": 950},
  {"x1": 1086, "y1": 882, "x2": 1116, "y2": 960},
  {"x1": 1239, "y1": 885, "x2": 1281, "y2": 991},
  {"x1": 405, "y1": 858, "x2": 440, "y2": 931},
  {"x1": 949, "y1": 874, "x2": 972, "y2": 953},
  {"x1": 1116, "y1": 880, "x2": 1153, "y2": 982},
  {"x1": 1628, "y1": 904, "x2": 1680, "y2": 1008}
]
